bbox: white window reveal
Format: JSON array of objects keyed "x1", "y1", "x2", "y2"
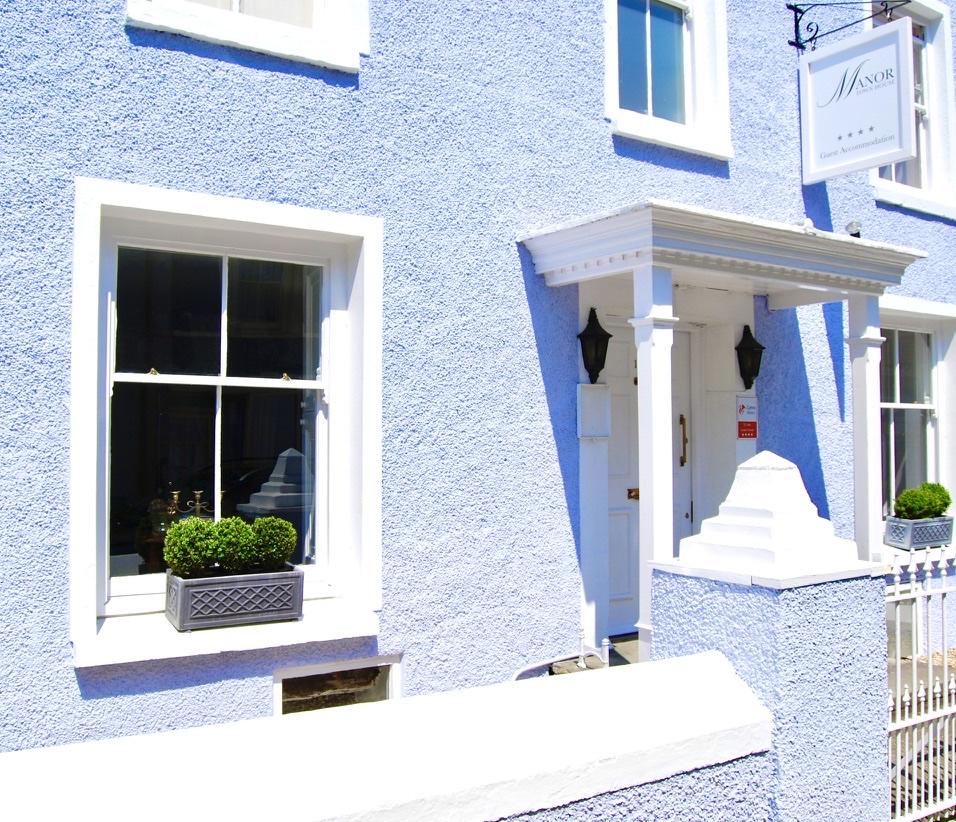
[
  {"x1": 604, "y1": 0, "x2": 732, "y2": 159},
  {"x1": 70, "y1": 179, "x2": 383, "y2": 667},
  {"x1": 880, "y1": 328, "x2": 936, "y2": 514},
  {"x1": 870, "y1": 1, "x2": 956, "y2": 220},
  {"x1": 126, "y1": 0, "x2": 370, "y2": 72}
]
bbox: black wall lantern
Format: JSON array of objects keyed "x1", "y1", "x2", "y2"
[
  {"x1": 735, "y1": 324, "x2": 765, "y2": 390},
  {"x1": 578, "y1": 308, "x2": 612, "y2": 384}
]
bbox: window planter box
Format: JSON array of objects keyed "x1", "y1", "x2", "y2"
[
  {"x1": 165, "y1": 566, "x2": 304, "y2": 631},
  {"x1": 884, "y1": 517, "x2": 954, "y2": 551}
]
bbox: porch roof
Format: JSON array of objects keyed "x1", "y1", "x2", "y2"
[{"x1": 518, "y1": 200, "x2": 926, "y2": 309}]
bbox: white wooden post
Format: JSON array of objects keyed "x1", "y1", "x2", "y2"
[
  {"x1": 848, "y1": 294, "x2": 885, "y2": 561},
  {"x1": 577, "y1": 384, "x2": 610, "y2": 649},
  {"x1": 632, "y1": 263, "x2": 677, "y2": 658}
]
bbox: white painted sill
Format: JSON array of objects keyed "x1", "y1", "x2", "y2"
[
  {"x1": 73, "y1": 597, "x2": 380, "y2": 668},
  {"x1": 872, "y1": 179, "x2": 956, "y2": 222},
  {"x1": 610, "y1": 108, "x2": 733, "y2": 161},
  {"x1": 126, "y1": 0, "x2": 362, "y2": 73}
]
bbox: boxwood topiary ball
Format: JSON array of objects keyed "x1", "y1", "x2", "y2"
[
  {"x1": 894, "y1": 483, "x2": 953, "y2": 520},
  {"x1": 215, "y1": 516, "x2": 256, "y2": 575},
  {"x1": 163, "y1": 517, "x2": 217, "y2": 578},
  {"x1": 251, "y1": 517, "x2": 297, "y2": 572}
]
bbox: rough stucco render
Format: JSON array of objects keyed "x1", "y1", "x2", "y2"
[
  {"x1": 502, "y1": 753, "x2": 772, "y2": 822},
  {"x1": 651, "y1": 571, "x2": 888, "y2": 822},
  {"x1": 0, "y1": 0, "x2": 953, "y2": 752}
]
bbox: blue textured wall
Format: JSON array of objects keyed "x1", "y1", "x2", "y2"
[
  {"x1": 0, "y1": 0, "x2": 953, "y2": 751},
  {"x1": 504, "y1": 754, "x2": 772, "y2": 822},
  {"x1": 652, "y1": 571, "x2": 888, "y2": 822}
]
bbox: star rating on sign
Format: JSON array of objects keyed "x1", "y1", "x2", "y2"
[{"x1": 836, "y1": 126, "x2": 876, "y2": 143}]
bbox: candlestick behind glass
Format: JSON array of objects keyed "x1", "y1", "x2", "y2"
[{"x1": 166, "y1": 489, "x2": 213, "y2": 521}]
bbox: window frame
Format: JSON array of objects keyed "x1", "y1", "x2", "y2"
[
  {"x1": 125, "y1": 0, "x2": 370, "y2": 73},
  {"x1": 879, "y1": 295, "x2": 956, "y2": 520},
  {"x1": 105, "y1": 245, "x2": 331, "y2": 607},
  {"x1": 879, "y1": 326, "x2": 938, "y2": 513},
  {"x1": 70, "y1": 178, "x2": 383, "y2": 667},
  {"x1": 869, "y1": 0, "x2": 956, "y2": 220},
  {"x1": 604, "y1": 0, "x2": 732, "y2": 159}
]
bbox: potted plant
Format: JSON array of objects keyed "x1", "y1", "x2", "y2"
[
  {"x1": 884, "y1": 482, "x2": 954, "y2": 551},
  {"x1": 163, "y1": 515, "x2": 304, "y2": 631}
]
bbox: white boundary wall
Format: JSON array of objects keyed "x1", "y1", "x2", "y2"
[{"x1": 0, "y1": 651, "x2": 769, "y2": 821}]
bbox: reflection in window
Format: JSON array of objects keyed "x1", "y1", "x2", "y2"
[{"x1": 617, "y1": 0, "x2": 686, "y2": 124}]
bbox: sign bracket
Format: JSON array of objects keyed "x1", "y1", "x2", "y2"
[{"x1": 786, "y1": 1, "x2": 911, "y2": 51}]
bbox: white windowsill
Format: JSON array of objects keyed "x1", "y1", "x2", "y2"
[
  {"x1": 126, "y1": 0, "x2": 363, "y2": 73},
  {"x1": 609, "y1": 109, "x2": 733, "y2": 161},
  {"x1": 873, "y1": 179, "x2": 956, "y2": 222},
  {"x1": 73, "y1": 597, "x2": 380, "y2": 668}
]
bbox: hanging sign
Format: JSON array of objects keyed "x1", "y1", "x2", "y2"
[
  {"x1": 736, "y1": 395, "x2": 758, "y2": 440},
  {"x1": 799, "y1": 17, "x2": 915, "y2": 185}
]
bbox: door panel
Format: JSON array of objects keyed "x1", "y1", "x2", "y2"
[
  {"x1": 605, "y1": 327, "x2": 640, "y2": 634},
  {"x1": 672, "y1": 330, "x2": 693, "y2": 555}
]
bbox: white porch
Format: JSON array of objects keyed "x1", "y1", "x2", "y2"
[{"x1": 519, "y1": 200, "x2": 924, "y2": 656}]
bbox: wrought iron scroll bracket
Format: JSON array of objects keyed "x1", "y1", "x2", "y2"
[{"x1": 786, "y1": 1, "x2": 911, "y2": 51}]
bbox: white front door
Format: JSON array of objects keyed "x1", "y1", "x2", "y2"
[
  {"x1": 605, "y1": 322, "x2": 640, "y2": 635},
  {"x1": 604, "y1": 324, "x2": 695, "y2": 634},
  {"x1": 672, "y1": 330, "x2": 694, "y2": 555}
]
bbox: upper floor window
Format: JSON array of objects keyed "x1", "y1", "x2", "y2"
[
  {"x1": 604, "y1": 0, "x2": 732, "y2": 159},
  {"x1": 876, "y1": 16, "x2": 929, "y2": 188},
  {"x1": 126, "y1": 0, "x2": 370, "y2": 72},
  {"x1": 617, "y1": 0, "x2": 686, "y2": 124},
  {"x1": 870, "y1": 1, "x2": 956, "y2": 220},
  {"x1": 880, "y1": 328, "x2": 936, "y2": 513}
]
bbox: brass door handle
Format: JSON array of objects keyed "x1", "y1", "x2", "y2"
[
  {"x1": 679, "y1": 414, "x2": 688, "y2": 467},
  {"x1": 627, "y1": 488, "x2": 640, "y2": 501}
]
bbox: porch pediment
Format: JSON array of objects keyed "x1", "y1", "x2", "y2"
[{"x1": 519, "y1": 200, "x2": 926, "y2": 308}]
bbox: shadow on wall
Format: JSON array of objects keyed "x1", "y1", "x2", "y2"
[
  {"x1": 801, "y1": 184, "x2": 846, "y2": 422},
  {"x1": 753, "y1": 296, "x2": 829, "y2": 519},
  {"x1": 74, "y1": 637, "x2": 378, "y2": 699},
  {"x1": 517, "y1": 243, "x2": 581, "y2": 560},
  {"x1": 125, "y1": 27, "x2": 360, "y2": 88},
  {"x1": 612, "y1": 135, "x2": 731, "y2": 179}
]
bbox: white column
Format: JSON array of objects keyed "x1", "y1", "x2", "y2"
[
  {"x1": 577, "y1": 384, "x2": 611, "y2": 650},
  {"x1": 848, "y1": 294, "x2": 885, "y2": 561},
  {"x1": 631, "y1": 263, "x2": 678, "y2": 658}
]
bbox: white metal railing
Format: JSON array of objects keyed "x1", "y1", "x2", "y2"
[{"x1": 887, "y1": 544, "x2": 956, "y2": 821}]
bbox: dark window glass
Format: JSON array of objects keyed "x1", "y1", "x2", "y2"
[
  {"x1": 618, "y1": 0, "x2": 649, "y2": 114},
  {"x1": 227, "y1": 259, "x2": 321, "y2": 380},
  {"x1": 223, "y1": 387, "x2": 317, "y2": 564},
  {"x1": 115, "y1": 248, "x2": 222, "y2": 375},
  {"x1": 109, "y1": 384, "x2": 215, "y2": 576}
]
